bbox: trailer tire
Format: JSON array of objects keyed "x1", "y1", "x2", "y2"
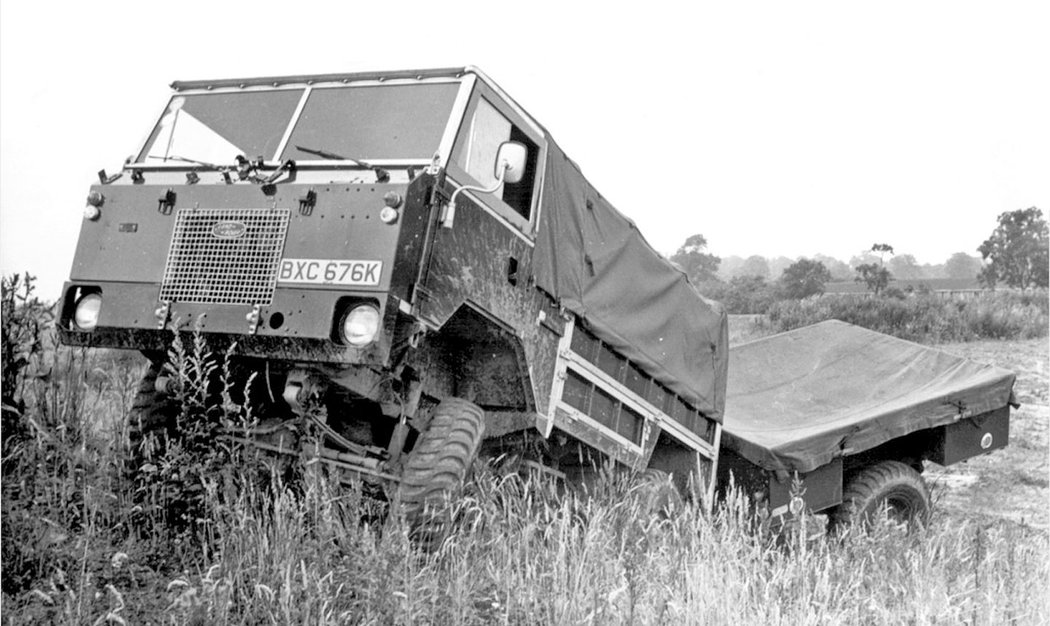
[
  {"x1": 127, "y1": 361, "x2": 178, "y2": 467},
  {"x1": 829, "y1": 460, "x2": 930, "y2": 530},
  {"x1": 398, "y1": 398, "x2": 485, "y2": 547},
  {"x1": 636, "y1": 469, "x2": 684, "y2": 517}
]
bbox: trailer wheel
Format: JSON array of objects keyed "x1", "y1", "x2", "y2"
[
  {"x1": 829, "y1": 460, "x2": 930, "y2": 530},
  {"x1": 398, "y1": 398, "x2": 485, "y2": 547},
  {"x1": 127, "y1": 361, "x2": 177, "y2": 466},
  {"x1": 635, "y1": 469, "x2": 684, "y2": 517}
]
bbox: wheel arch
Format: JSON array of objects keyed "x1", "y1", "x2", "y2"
[{"x1": 412, "y1": 302, "x2": 537, "y2": 415}]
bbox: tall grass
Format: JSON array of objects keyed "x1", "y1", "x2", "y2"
[
  {"x1": 767, "y1": 290, "x2": 1049, "y2": 342},
  {"x1": 32, "y1": 466, "x2": 1046, "y2": 625},
  {"x1": 3, "y1": 274, "x2": 1048, "y2": 624}
]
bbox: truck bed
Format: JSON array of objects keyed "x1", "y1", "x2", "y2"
[{"x1": 721, "y1": 320, "x2": 1017, "y2": 473}]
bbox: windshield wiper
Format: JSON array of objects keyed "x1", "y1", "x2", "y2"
[
  {"x1": 146, "y1": 155, "x2": 227, "y2": 170},
  {"x1": 295, "y1": 145, "x2": 344, "y2": 161},
  {"x1": 295, "y1": 145, "x2": 374, "y2": 168},
  {"x1": 294, "y1": 145, "x2": 389, "y2": 182}
]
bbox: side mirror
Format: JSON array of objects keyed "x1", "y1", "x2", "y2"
[
  {"x1": 440, "y1": 140, "x2": 529, "y2": 229},
  {"x1": 495, "y1": 141, "x2": 527, "y2": 185}
]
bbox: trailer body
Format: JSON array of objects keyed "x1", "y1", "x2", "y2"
[{"x1": 719, "y1": 320, "x2": 1016, "y2": 519}]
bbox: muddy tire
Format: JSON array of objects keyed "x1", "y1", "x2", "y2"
[
  {"x1": 829, "y1": 460, "x2": 930, "y2": 530},
  {"x1": 127, "y1": 361, "x2": 177, "y2": 466},
  {"x1": 635, "y1": 469, "x2": 685, "y2": 517},
  {"x1": 398, "y1": 398, "x2": 485, "y2": 546}
]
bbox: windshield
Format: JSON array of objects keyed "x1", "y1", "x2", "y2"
[
  {"x1": 137, "y1": 89, "x2": 305, "y2": 164},
  {"x1": 280, "y1": 83, "x2": 459, "y2": 162},
  {"x1": 136, "y1": 82, "x2": 461, "y2": 166}
]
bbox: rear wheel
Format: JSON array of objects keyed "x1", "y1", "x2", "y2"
[
  {"x1": 635, "y1": 469, "x2": 684, "y2": 517},
  {"x1": 397, "y1": 398, "x2": 485, "y2": 547},
  {"x1": 829, "y1": 460, "x2": 930, "y2": 530}
]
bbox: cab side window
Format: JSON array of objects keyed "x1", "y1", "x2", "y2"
[{"x1": 456, "y1": 98, "x2": 539, "y2": 220}]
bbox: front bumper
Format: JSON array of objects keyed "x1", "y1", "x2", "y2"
[{"x1": 58, "y1": 280, "x2": 406, "y2": 366}]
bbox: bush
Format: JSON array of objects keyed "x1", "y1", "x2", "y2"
[
  {"x1": 767, "y1": 290, "x2": 1049, "y2": 342},
  {"x1": 778, "y1": 258, "x2": 832, "y2": 300},
  {"x1": 701, "y1": 276, "x2": 777, "y2": 314}
]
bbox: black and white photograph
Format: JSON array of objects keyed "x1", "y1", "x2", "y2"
[{"x1": 1, "y1": 1, "x2": 1047, "y2": 623}]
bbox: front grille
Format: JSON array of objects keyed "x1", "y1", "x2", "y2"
[{"x1": 160, "y1": 208, "x2": 290, "y2": 305}]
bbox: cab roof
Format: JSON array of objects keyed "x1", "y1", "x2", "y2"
[
  {"x1": 170, "y1": 67, "x2": 471, "y2": 91},
  {"x1": 169, "y1": 66, "x2": 543, "y2": 139}
]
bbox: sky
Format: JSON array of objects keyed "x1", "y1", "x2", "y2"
[{"x1": 2, "y1": 1, "x2": 1048, "y2": 299}]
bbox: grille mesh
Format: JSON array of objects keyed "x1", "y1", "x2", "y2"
[{"x1": 160, "y1": 209, "x2": 290, "y2": 305}]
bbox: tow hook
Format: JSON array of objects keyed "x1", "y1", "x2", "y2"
[
  {"x1": 155, "y1": 375, "x2": 176, "y2": 396},
  {"x1": 282, "y1": 369, "x2": 325, "y2": 414}
]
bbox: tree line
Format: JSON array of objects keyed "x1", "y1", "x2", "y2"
[{"x1": 670, "y1": 207, "x2": 1048, "y2": 309}]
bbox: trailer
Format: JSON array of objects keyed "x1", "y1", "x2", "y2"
[
  {"x1": 719, "y1": 320, "x2": 1016, "y2": 525},
  {"x1": 57, "y1": 66, "x2": 1014, "y2": 530}
]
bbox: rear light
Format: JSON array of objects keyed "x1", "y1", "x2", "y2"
[
  {"x1": 73, "y1": 293, "x2": 102, "y2": 330},
  {"x1": 339, "y1": 304, "x2": 380, "y2": 347}
]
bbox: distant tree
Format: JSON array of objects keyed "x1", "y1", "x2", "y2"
[
  {"x1": 767, "y1": 256, "x2": 794, "y2": 279},
  {"x1": 704, "y1": 275, "x2": 776, "y2": 313},
  {"x1": 739, "y1": 255, "x2": 771, "y2": 279},
  {"x1": 888, "y1": 254, "x2": 924, "y2": 280},
  {"x1": 854, "y1": 243, "x2": 894, "y2": 295},
  {"x1": 977, "y1": 207, "x2": 1049, "y2": 288},
  {"x1": 943, "y1": 252, "x2": 983, "y2": 280},
  {"x1": 717, "y1": 255, "x2": 746, "y2": 280},
  {"x1": 855, "y1": 264, "x2": 892, "y2": 295},
  {"x1": 813, "y1": 254, "x2": 853, "y2": 280},
  {"x1": 779, "y1": 258, "x2": 833, "y2": 299},
  {"x1": 848, "y1": 251, "x2": 880, "y2": 268},
  {"x1": 871, "y1": 243, "x2": 895, "y2": 263},
  {"x1": 922, "y1": 262, "x2": 947, "y2": 279},
  {"x1": 671, "y1": 234, "x2": 721, "y2": 284}
]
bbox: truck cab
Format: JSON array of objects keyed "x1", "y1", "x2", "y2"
[{"x1": 59, "y1": 68, "x2": 728, "y2": 518}]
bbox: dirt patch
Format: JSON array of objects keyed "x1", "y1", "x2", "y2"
[{"x1": 927, "y1": 337, "x2": 1049, "y2": 529}]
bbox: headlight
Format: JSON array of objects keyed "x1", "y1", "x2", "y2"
[
  {"x1": 340, "y1": 304, "x2": 380, "y2": 347},
  {"x1": 73, "y1": 293, "x2": 102, "y2": 330}
]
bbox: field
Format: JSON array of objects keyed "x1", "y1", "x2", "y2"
[
  {"x1": 824, "y1": 278, "x2": 980, "y2": 293},
  {"x1": 925, "y1": 338, "x2": 1049, "y2": 528},
  {"x1": 2, "y1": 290, "x2": 1048, "y2": 624}
]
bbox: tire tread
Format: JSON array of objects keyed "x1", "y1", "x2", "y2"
[
  {"x1": 829, "y1": 460, "x2": 930, "y2": 529},
  {"x1": 398, "y1": 398, "x2": 485, "y2": 523}
]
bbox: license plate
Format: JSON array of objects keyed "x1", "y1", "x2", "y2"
[{"x1": 277, "y1": 258, "x2": 382, "y2": 286}]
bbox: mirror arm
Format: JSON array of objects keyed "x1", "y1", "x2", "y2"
[{"x1": 440, "y1": 161, "x2": 509, "y2": 228}]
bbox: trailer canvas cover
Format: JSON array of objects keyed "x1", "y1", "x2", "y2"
[
  {"x1": 533, "y1": 144, "x2": 729, "y2": 422},
  {"x1": 722, "y1": 320, "x2": 1018, "y2": 472}
]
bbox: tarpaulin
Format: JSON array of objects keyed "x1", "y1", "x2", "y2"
[
  {"x1": 721, "y1": 320, "x2": 1017, "y2": 472},
  {"x1": 533, "y1": 143, "x2": 728, "y2": 421}
]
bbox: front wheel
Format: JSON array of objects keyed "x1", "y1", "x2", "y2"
[
  {"x1": 829, "y1": 460, "x2": 931, "y2": 531},
  {"x1": 397, "y1": 398, "x2": 485, "y2": 546},
  {"x1": 127, "y1": 360, "x2": 177, "y2": 466}
]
